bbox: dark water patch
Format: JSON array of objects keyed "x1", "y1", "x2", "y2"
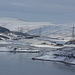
[{"x1": 0, "y1": 52, "x2": 75, "y2": 75}]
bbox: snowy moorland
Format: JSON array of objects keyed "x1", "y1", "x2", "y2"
[
  {"x1": 0, "y1": 18, "x2": 73, "y2": 39},
  {"x1": 0, "y1": 18, "x2": 51, "y2": 32}
]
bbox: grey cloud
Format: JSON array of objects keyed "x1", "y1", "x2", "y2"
[{"x1": 0, "y1": 0, "x2": 75, "y2": 23}]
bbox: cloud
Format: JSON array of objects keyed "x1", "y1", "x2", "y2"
[
  {"x1": 11, "y1": 3, "x2": 25, "y2": 6},
  {"x1": 0, "y1": 0, "x2": 75, "y2": 23}
]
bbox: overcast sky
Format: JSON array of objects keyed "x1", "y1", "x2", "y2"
[{"x1": 0, "y1": 0, "x2": 75, "y2": 23}]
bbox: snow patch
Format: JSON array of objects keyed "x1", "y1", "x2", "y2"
[{"x1": 33, "y1": 46, "x2": 75, "y2": 65}]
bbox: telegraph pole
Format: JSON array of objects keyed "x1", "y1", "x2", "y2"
[
  {"x1": 39, "y1": 27, "x2": 41, "y2": 37},
  {"x1": 71, "y1": 25, "x2": 75, "y2": 41}
]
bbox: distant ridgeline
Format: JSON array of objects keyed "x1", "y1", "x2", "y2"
[
  {"x1": 0, "y1": 26, "x2": 10, "y2": 33},
  {"x1": 0, "y1": 26, "x2": 38, "y2": 40}
]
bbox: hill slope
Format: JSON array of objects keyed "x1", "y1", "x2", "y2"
[
  {"x1": 0, "y1": 18, "x2": 73, "y2": 40},
  {"x1": 0, "y1": 18, "x2": 51, "y2": 32}
]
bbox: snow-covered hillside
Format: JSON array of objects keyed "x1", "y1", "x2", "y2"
[
  {"x1": 28, "y1": 24, "x2": 73, "y2": 38},
  {"x1": 0, "y1": 17, "x2": 73, "y2": 44},
  {"x1": 0, "y1": 18, "x2": 52, "y2": 32},
  {"x1": 0, "y1": 18, "x2": 73, "y2": 40}
]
